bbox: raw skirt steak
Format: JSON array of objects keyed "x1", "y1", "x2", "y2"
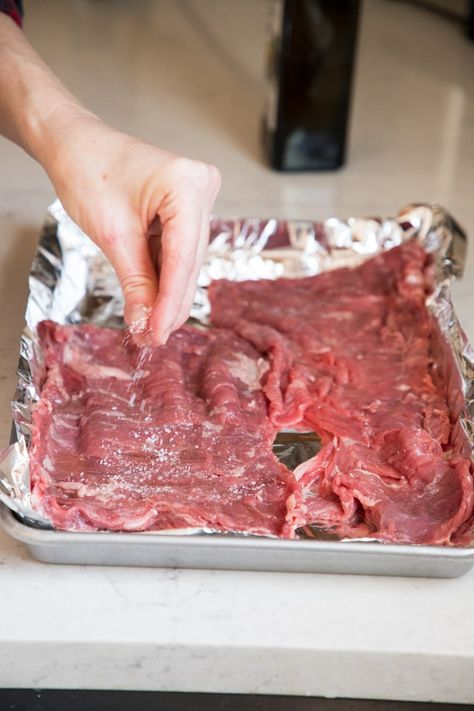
[
  {"x1": 30, "y1": 240, "x2": 474, "y2": 544},
  {"x1": 31, "y1": 323, "x2": 302, "y2": 536},
  {"x1": 209, "y1": 241, "x2": 474, "y2": 545}
]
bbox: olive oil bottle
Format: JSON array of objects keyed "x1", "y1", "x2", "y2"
[{"x1": 262, "y1": 0, "x2": 360, "y2": 171}]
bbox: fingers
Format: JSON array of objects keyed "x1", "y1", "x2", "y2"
[
  {"x1": 149, "y1": 161, "x2": 221, "y2": 345},
  {"x1": 173, "y1": 205, "x2": 211, "y2": 329},
  {"x1": 99, "y1": 225, "x2": 159, "y2": 333},
  {"x1": 173, "y1": 166, "x2": 221, "y2": 329},
  {"x1": 149, "y1": 201, "x2": 202, "y2": 345}
]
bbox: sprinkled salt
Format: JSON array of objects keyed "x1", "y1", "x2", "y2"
[{"x1": 129, "y1": 306, "x2": 152, "y2": 335}]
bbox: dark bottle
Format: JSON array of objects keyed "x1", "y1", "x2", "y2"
[{"x1": 262, "y1": 0, "x2": 360, "y2": 171}]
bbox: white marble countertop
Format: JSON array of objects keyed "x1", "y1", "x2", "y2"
[
  {"x1": 0, "y1": 524, "x2": 473, "y2": 703},
  {"x1": 1, "y1": 0, "x2": 474, "y2": 703}
]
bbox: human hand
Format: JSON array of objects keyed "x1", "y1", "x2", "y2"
[
  {"x1": 44, "y1": 114, "x2": 221, "y2": 345},
  {"x1": 0, "y1": 18, "x2": 221, "y2": 344},
  {"x1": 0, "y1": 17, "x2": 222, "y2": 344}
]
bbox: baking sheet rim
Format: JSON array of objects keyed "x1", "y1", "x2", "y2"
[
  {"x1": 2, "y1": 202, "x2": 473, "y2": 559},
  {"x1": 3, "y1": 504, "x2": 474, "y2": 562}
]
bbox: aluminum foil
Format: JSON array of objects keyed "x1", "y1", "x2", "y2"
[{"x1": 0, "y1": 201, "x2": 472, "y2": 537}]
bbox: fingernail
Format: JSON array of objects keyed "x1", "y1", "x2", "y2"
[
  {"x1": 128, "y1": 305, "x2": 152, "y2": 335},
  {"x1": 152, "y1": 327, "x2": 171, "y2": 347},
  {"x1": 132, "y1": 331, "x2": 148, "y2": 348}
]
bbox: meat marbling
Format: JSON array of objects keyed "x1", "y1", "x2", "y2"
[
  {"x1": 30, "y1": 241, "x2": 474, "y2": 544},
  {"x1": 209, "y1": 241, "x2": 474, "y2": 545},
  {"x1": 31, "y1": 323, "x2": 302, "y2": 536}
]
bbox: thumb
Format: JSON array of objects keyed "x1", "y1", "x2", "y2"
[{"x1": 100, "y1": 230, "x2": 159, "y2": 332}]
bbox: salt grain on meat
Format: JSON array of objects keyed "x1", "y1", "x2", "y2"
[{"x1": 30, "y1": 241, "x2": 474, "y2": 544}]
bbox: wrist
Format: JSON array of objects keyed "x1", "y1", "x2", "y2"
[{"x1": 24, "y1": 98, "x2": 101, "y2": 176}]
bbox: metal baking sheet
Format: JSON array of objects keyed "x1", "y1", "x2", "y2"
[
  {"x1": 1, "y1": 202, "x2": 473, "y2": 577},
  {"x1": 2, "y1": 505, "x2": 474, "y2": 577}
]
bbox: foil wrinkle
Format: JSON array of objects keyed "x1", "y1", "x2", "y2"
[{"x1": 0, "y1": 200, "x2": 472, "y2": 538}]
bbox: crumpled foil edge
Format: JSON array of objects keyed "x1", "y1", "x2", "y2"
[{"x1": 0, "y1": 201, "x2": 472, "y2": 541}]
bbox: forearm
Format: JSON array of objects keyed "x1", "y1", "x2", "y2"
[{"x1": 0, "y1": 13, "x2": 99, "y2": 172}]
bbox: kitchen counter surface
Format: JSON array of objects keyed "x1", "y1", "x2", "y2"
[
  {"x1": 1, "y1": 0, "x2": 474, "y2": 704},
  {"x1": 0, "y1": 522, "x2": 473, "y2": 703}
]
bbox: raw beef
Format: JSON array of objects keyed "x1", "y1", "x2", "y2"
[
  {"x1": 31, "y1": 322, "x2": 303, "y2": 536},
  {"x1": 30, "y1": 240, "x2": 474, "y2": 545},
  {"x1": 209, "y1": 241, "x2": 474, "y2": 545}
]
